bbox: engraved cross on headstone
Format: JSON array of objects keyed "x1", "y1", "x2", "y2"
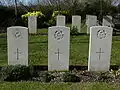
[
  {"x1": 14, "y1": 48, "x2": 22, "y2": 60},
  {"x1": 55, "y1": 48, "x2": 62, "y2": 60},
  {"x1": 96, "y1": 48, "x2": 104, "y2": 60}
]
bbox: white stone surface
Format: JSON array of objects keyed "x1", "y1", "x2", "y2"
[
  {"x1": 103, "y1": 15, "x2": 113, "y2": 27},
  {"x1": 56, "y1": 15, "x2": 65, "y2": 26},
  {"x1": 72, "y1": 15, "x2": 81, "y2": 33},
  {"x1": 28, "y1": 16, "x2": 37, "y2": 34},
  {"x1": 48, "y1": 26, "x2": 70, "y2": 71},
  {"x1": 86, "y1": 15, "x2": 97, "y2": 34},
  {"x1": 7, "y1": 26, "x2": 28, "y2": 66},
  {"x1": 88, "y1": 26, "x2": 113, "y2": 71}
]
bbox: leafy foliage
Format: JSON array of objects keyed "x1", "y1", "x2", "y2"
[
  {"x1": 21, "y1": 11, "x2": 44, "y2": 18},
  {"x1": 37, "y1": 71, "x2": 54, "y2": 82},
  {"x1": 21, "y1": 11, "x2": 47, "y2": 28},
  {"x1": 110, "y1": 69, "x2": 120, "y2": 78},
  {"x1": 0, "y1": 65, "x2": 33, "y2": 81},
  {"x1": 70, "y1": 26, "x2": 79, "y2": 35},
  {"x1": 63, "y1": 72, "x2": 81, "y2": 82},
  {"x1": 0, "y1": 6, "x2": 15, "y2": 27},
  {"x1": 0, "y1": 64, "x2": 120, "y2": 83},
  {"x1": 52, "y1": 11, "x2": 69, "y2": 17},
  {"x1": 47, "y1": 10, "x2": 69, "y2": 26}
]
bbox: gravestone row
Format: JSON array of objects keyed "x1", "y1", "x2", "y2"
[
  {"x1": 27, "y1": 15, "x2": 112, "y2": 35},
  {"x1": 7, "y1": 25, "x2": 113, "y2": 72},
  {"x1": 57, "y1": 15, "x2": 113, "y2": 34}
]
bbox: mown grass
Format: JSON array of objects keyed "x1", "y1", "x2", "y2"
[{"x1": 0, "y1": 82, "x2": 120, "y2": 90}]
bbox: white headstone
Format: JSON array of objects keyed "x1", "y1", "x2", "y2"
[
  {"x1": 102, "y1": 15, "x2": 113, "y2": 27},
  {"x1": 28, "y1": 16, "x2": 37, "y2": 34},
  {"x1": 72, "y1": 15, "x2": 81, "y2": 33},
  {"x1": 86, "y1": 15, "x2": 97, "y2": 34},
  {"x1": 48, "y1": 26, "x2": 70, "y2": 71},
  {"x1": 56, "y1": 15, "x2": 65, "y2": 26},
  {"x1": 88, "y1": 26, "x2": 113, "y2": 71},
  {"x1": 7, "y1": 26, "x2": 28, "y2": 66}
]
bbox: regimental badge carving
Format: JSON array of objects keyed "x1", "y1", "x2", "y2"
[
  {"x1": 14, "y1": 30, "x2": 22, "y2": 38},
  {"x1": 54, "y1": 30, "x2": 64, "y2": 40},
  {"x1": 97, "y1": 29, "x2": 107, "y2": 39}
]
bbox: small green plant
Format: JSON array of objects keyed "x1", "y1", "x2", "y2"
[
  {"x1": 110, "y1": 69, "x2": 120, "y2": 79},
  {"x1": 0, "y1": 65, "x2": 14, "y2": 81},
  {"x1": 63, "y1": 72, "x2": 81, "y2": 82},
  {"x1": 70, "y1": 26, "x2": 79, "y2": 35},
  {"x1": 0, "y1": 65, "x2": 33, "y2": 81},
  {"x1": 97, "y1": 72, "x2": 111, "y2": 82},
  {"x1": 37, "y1": 71, "x2": 54, "y2": 82}
]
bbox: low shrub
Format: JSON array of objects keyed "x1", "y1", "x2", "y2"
[
  {"x1": 70, "y1": 26, "x2": 79, "y2": 35},
  {"x1": 0, "y1": 65, "x2": 33, "y2": 81},
  {"x1": 63, "y1": 72, "x2": 81, "y2": 82},
  {"x1": 0, "y1": 65, "x2": 120, "y2": 83},
  {"x1": 32, "y1": 71, "x2": 54, "y2": 82},
  {"x1": 97, "y1": 72, "x2": 112, "y2": 82}
]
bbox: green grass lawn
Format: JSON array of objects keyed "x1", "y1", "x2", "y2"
[{"x1": 0, "y1": 82, "x2": 120, "y2": 90}]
